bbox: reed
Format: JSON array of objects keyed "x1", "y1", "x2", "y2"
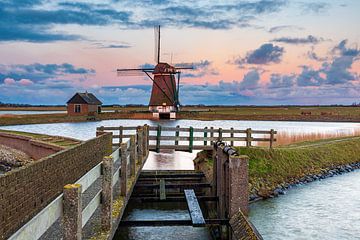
[{"x1": 256, "y1": 128, "x2": 360, "y2": 147}]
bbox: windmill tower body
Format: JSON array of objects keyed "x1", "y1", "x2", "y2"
[{"x1": 149, "y1": 63, "x2": 178, "y2": 118}]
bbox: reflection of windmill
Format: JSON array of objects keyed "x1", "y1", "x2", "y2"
[{"x1": 117, "y1": 26, "x2": 193, "y2": 119}]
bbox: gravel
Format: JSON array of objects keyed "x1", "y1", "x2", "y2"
[{"x1": 0, "y1": 144, "x2": 31, "y2": 172}]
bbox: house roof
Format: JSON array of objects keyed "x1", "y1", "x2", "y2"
[{"x1": 67, "y1": 92, "x2": 102, "y2": 105}]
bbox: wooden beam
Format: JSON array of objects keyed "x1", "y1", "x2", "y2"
[
  {"x1": 159, "y1": 179, "x2": 166, "y2": 200},
  {"x1": 184, "y1": 189, "x2": 205, "y2": 227}
]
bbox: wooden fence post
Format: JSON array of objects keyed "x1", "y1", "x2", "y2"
[
  {"x1": 137, "y1": 127, "x2": 143, "y2": 164},
  {"x1": 142, "y1": 125, "x2": 147, "y2": 158},
  {"x1": 246, "y1": 128, "x2": 252, "y2": 147},
  {"x1": 210, "y1": 127, "x2": 214, "y2": 145},
  {"x1": 130, "y1": 135, "x2": 136, "y2": 176},
  {"x1": 96, "y1": 126, "x2": 104, "y2": 137},
  {"x1": 270, "y1": 129, "x2": 275, "y2": 149},
  {"x1": 120, "y1": 142, "x2": 128, "y2": 196},
  {"x1": 101, "y1": 156, "x2": 113, "y2": 231},
  {"x1": 156, "y1": 125, "x2": 161, "y2": 153},
  {"x1": 63, "y1": 184, "x2": 82, "y2": 240},
  {"x1": 218, "y1": 128, "x2": 223, "y2": 141},
  {"x1": 175, "y1": 125, "x2": 180, "y2": 146},
  {"x1": 230, "y1": 127, "x2": 234, "y2": 146},
  {"x1": 118, "y1": 126, "x2": 123, "y2": 145},
  {"x1": 189, "y1": 126, "x2": 194, "y2": 153},
  {"x1": 204, "y1": 127, "x2": 208, "y2": 146},
  {"x1": 228, "y1": 155, "x2": 249, "y2": 216}
]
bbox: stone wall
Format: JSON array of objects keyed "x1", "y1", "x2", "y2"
[
  {"x1": 229, "y1": 211, "x2": 263, "y2": 240},
  {"x1": 0, "y1": 133, "x2": 112, "y2": 240},
  {"x1": 0, "y1": 132, "x2": 64, "y2": 160}
]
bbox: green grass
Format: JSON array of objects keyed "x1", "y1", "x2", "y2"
[
  {"x1": 0, "y1": 129, "x2": 81, "y2": 148},
  {"x1": 237, "y1": 137, "x2": 360, "y2": 195},
  {"x1": 201, "y1": 136, "x2": 360, "y2": 197}
]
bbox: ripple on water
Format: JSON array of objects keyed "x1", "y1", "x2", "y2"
[{"x1": 249, "y1": 170, "x2": 360, "y2": 240}]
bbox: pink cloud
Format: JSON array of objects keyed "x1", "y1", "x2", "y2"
[
  {"x1": 4, "y1": 78, "x2": 16, "y2": 85},
  {"x1": 19, "y1": 79, "x2": 33, "y2": 86}
]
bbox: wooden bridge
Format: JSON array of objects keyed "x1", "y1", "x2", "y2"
[
  {"x1": 97, "y1": 125, "x2": 277, "y2": 152},
  {"x1": 5, "y1": 125, "x2": 265, "y2": 240}
]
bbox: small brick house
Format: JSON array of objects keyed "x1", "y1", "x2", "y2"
[{"x1": 67, "y1": 92, "x2": 102, "y2": 116}]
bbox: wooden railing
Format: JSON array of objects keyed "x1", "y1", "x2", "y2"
[
  {"x1": 96, "y1": 125, "x2": 277, "y2": 152},
  {"x1": 9, "y1": 126, "x2": 149, "y2": 240}
]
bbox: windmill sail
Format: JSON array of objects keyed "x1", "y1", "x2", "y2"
[{"x1": 154, "y1": 25, "x2": 160, "y2": 63}]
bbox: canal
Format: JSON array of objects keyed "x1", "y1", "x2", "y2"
[{"x1": 1, "y1": 119, "x2": 360, "y2": 239}]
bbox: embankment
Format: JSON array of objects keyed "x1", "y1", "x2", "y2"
[{"x1": 195, "y1": 136, "x2": 360, "y2": 200}]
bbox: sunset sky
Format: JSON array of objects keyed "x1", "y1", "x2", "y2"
[{"x1": 0, "y1": 0, "x2": 360, "y2": 105}]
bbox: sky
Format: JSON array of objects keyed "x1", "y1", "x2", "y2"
[{"x1": 0, "y1": 0, "x2": 360, "y2": 105}]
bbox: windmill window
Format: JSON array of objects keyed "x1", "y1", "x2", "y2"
[{"x1": 74, "y1": 104, "x2": 81, "y2": 113}]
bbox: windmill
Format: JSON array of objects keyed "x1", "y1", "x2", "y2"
[{"x1": 117, "y1": 26, "x2": 193, "y2": 119}]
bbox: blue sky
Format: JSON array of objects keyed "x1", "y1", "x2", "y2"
[{"x1": 0, "y1": 0, "x2": 359, "y2": 105}]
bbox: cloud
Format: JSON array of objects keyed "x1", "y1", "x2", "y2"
[
  {"x1": 268, "y1": 74, "x2": 296, "y2": 89},
  {"x1": 233, "y1": 43, "x2": 284, "y2": 66},
  {"x1": 272, "y1": 35, "x2": 323, "y2": 45},
  {"x1": 0, "y1": 0, "x2": 289, "y2": 42},
  {"x1": 307, "y1": 47, "x2": 328, "y2": 61},
  {"x1": 176, "y1": 60, "x2": 219, "y2": 78},
  {"x1": 19, "y1": 79, "x2": 33, "y2": 86},
  {"x1": 92, "y1": 42, "x2": 131, "y2": 49},
  {"x1": 0, "y1": 63, "x2": 95, "y2": 83},
  {"x1": 268, "y1": 25, "x2": 304, "y2": 33},
  {"x1": 296, "y1": 66, "x2": 324, "y2": 86},
  {"x1": 301, "y1": 2, "x2": 330, "y2": 13},
  {"x1": 3, "y1": 78, "x2": 16, "y2": 85},
  {"x1": 2, "y1": 78, "x2": 33, "y2": 86}
]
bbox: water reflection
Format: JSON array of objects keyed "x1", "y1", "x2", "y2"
[
  {"x1": 144, "y1": 150, "x2": 198, "y2": 170},
  {"x1": 249, "y1": 170, "x2": 360, "y2": 239},
  {"x1": 115, "y1": 202, "x2": 212, "y2": 240}
]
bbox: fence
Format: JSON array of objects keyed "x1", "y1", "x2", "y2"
[
  {"x1": 96, "y1": 125, "x2": 277, "y2": 152},
  {"x1": 8, "y1": 126, "x2": 149, "y2": 240}
]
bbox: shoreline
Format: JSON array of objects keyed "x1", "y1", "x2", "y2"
[
  {"x1": 250, "y1": 161, "x2": 360, "y2": 203},
  {"x1": 1, "y1": 112, "x2": 360, "y2": 127}
]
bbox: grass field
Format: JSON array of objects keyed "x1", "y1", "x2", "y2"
[
  {"x1": 197, "y1": 136, "x2": 360, "y2": 198},
  {"x1": 1, "y1": 106, "x2": 360, "y2": 126},
  {"x1": 0, "y1": 129, "x2": 81, "y2": 148}
]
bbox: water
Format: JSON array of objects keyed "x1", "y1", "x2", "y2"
[
  {"x1": 0, "y1": 110, "x2": 66, "y2": 115},
  {"x1": 1, "y1": 119, "x2": 360, "y2": 239},
  {"x1": 115, "y1": 202, "x2": 212, "y2": 240},
  {"x1": 249, "y1": 170, "x2": 360, "y2": 240}
]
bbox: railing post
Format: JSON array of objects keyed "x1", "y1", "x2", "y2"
[
  {"x1": 218, "y1": 128, "x2": 223, "y2": 141},
  {"x1": 189, "y1": 126, "x2": 194, "y2": 153},
  {"x1": 137, "y1": 127, "x2": 143, "y2": 164},
  {"x1": 63, "y1": 184, "x2": 82, "y2": 240},
  {"x1": 101, "y1": 156, "x2": 113, "y2": 231},
  {"x1": 118, "y1": 126, "x2": 123, "y2": 145},
  {"x1": 210, "y1": 127, "x2": 214, "y2": 145},
  {"x1": 144, "y1": 124, "x2": 149, "y2": 153},
  {"x1": 156, "y1": 125, "x2": 161, "y2": 153},
  {"x1": 130, "y1": 135, "x2": 136, "y2": 176},
  {"x1": 120, "y1": 142, "x2": 128, "y2": 196},
  {"x1": 229, "y1": 155, "x2": 249, "y2": 216},
  {"x1": 270, "y1": 129, "x2": 275, "y2": 149},
  {"x1": 230, "y1": 128, "x2": 234, "y2": 146},
  {"x1": 96, "y1": 126, "x2": 104, "y2": 137},
  {"x1": 204, "y1": 127, "x2": 208, "y2": 146},
  {"x1": 246, "y1": 128, "x2": 252, "y2": 147},
  {"x1": 175, "y1": 125, "x2": 179, "y2": 146},
  {"x1": 142, "y1": 125, "x2": 147, "y2": 158}
]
